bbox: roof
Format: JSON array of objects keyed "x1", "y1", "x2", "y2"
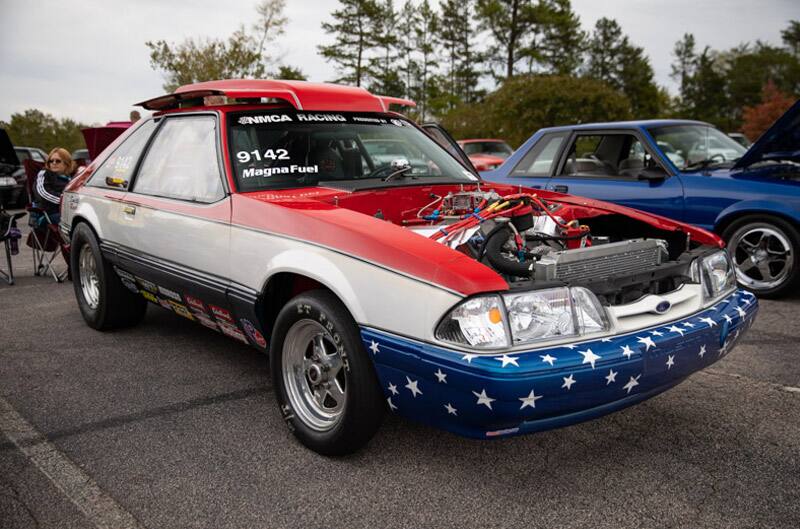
[
  {"x1": 457, "y1": 139, "x2": 508, "y2": 144},
  {"x1": 539, "y1": 119, "x2": 710, "y2": 133},
  {"x1": 136, "y1": 79, "x2": 416, "y2": 113}
]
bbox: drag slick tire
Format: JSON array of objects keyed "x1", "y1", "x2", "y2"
[
  {"x1": 271, "y1": 290, "x2": 385, "y2": 456},
  {"x1": 70, "y1": 222, "x2": 147, "y2": 330},
  {"x1": 723, "y1": 215, "x2": 800, "y2": 298}
]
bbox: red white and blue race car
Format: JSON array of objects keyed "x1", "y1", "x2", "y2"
[{"x1": 61, "y1": 80, "x2": 757, "y2": 455}]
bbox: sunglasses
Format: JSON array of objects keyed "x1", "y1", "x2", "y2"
[{"x1": 48, "y1": 159, "x2": 64, "y2": 165}]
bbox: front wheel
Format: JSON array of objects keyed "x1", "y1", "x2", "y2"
[
  {"x1": 70, "y1": 222, "x2": 147, "y2": 330},
  {"x1": 723, "y1": 215, "x2": 800, "y2": 298},
  {"x1": 270, "y1": 290, "x2": 385, "y2": 456}
]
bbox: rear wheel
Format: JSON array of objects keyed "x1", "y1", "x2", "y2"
[
  {"x1": 723, "y1": 215, "x2": 800, "y2": 298},
  {"x1": 70, "y1": 222, "x2": 147, "y2": 330},
  {"x1": 270, "y1": 290, "x2": 385, "y2": 456}
]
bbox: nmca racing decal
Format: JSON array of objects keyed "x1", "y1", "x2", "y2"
[
  {"x1": 237, "y1": 113, "x2": 346, "y2": 126},
  {"x1": 241, "y1": 319, "x2": 267, "y2": 348}
]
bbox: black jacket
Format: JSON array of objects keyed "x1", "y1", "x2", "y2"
[{"x1": 33, "y1": 169, "x2": 69, "y2": 213}]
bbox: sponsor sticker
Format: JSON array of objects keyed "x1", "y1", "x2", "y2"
[
  {"x1": 140, "y1": 290, "x2": 158, "y2": 303},
  {"x1": 241, "y1": 165, "x2": 319, "y2": 179},
  {"x1": 135, "y1": 276, "x2": 158, "y2": 294},
  {"x1": 120, "y1": 278, "x2": 139, "y2": 294},
  {"x1": 157, "y1": 297, "x2": 173, "y2": 311},
  {"x1": 195, "y1": 313, "x2": 220, "y2": 332},
  {"x1": 184, "y1": 295, "x2": 206, "y2": 312},
  {"x1": 218, "y1": 321, "x2": 249, "y2": 344},
  {"x1": 158, "y1": 286, "x2": 182, "y2": 302},
  {"x1": 114, "y1": 266, "x2": 135, "y2": 282},
  {"x1": 169, "y1": 301, "x2": 194, "y2": 321},
  {"x1": 209, "y1": 305, "x2": 234, "y2": 324},
  {"x1": 241, "y1": 319, "x2": 267, "y2": 348}
]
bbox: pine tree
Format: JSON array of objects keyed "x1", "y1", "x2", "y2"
[
  {"x1": 369, "y1": 0, "x2": 405, "y2": 96},
  {"x1": 585, "y1": 17, "x2": 624, "y2": 84},
  {"x1": 438, "y1": 0, "x2": 482, "y2": 108},
  {"x1": 318, "y1": 0, "x2": 382, "y2": 87},
  {"x1": 538, "y1": 0, "x2": 585, "y2": 75},
  {"x1": 476, "y1": 0, "x2": 549, "y2": 80},
  {"x1": 398, "y1": 1, "x2": 421, "y2": 100},
  {"x1": 413, "y1": 0, "x2": 439, "y2": 120}
]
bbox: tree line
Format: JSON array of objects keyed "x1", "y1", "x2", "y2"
[{"x1": 2, "y1": 1, "x2": 798, "y2": 152}]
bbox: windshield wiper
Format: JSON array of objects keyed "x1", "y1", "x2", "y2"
[
  {"x1": 382, "y1": 165, "x2": 414, "y2": 182},
  {"x1": 684, "y1": 158, "x2": 730, "y2": 171}
]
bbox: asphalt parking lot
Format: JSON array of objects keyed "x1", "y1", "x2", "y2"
[{"x1": 1, "y1": 218, "x2": 799, "y2": 529}]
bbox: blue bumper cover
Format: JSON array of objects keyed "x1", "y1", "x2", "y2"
[{"x1": 361, "y1": 289, "x2": 758, "y2": 439}]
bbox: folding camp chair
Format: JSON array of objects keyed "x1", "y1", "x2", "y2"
[
  {"x1": 22, "y1": 159, "x2": 69, "y2": 282},
  {"x1": 0, "y1": 203, "x2": 25, "y2": 285}
]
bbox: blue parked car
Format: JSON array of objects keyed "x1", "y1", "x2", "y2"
[{"x1": 483, "y1": 101, "x2": 800, "y2": 297}]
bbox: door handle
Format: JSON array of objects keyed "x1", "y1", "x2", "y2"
[
  {"x1": 123, "y1": 205, "x2": 136, "y2": 216},
  {"x1": 553, "y1": 185, "x2": 569, "y2": 193}
]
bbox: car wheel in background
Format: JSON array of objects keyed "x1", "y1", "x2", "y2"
[
  {"x1": 70, "y1": 222, "x2": 147, "y2": 330},
  {"x1": 271, "y1": 289, "x2": 385, "y2": 456},
  {"x1": 723, "y1": 215, "x2": 800, "y2": 298}
]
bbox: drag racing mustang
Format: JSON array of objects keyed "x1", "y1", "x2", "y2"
[{"x1": 61, "y1": 80, "x2": 757, "y2": 455}]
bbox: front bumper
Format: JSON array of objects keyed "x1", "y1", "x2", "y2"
[{"x1": 361, "y1": 288, "x2": 758, "y2": 439}]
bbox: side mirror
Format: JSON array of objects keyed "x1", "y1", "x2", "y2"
[{"x1": 638, "y1": 167, "x2": 667, "y2": 181}]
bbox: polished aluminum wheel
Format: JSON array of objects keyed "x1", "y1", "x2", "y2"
[
  {"x1": 730, "y1": 225, "x2": 793, "y2": 291},
  {"x1": 282, "y1": 319, "x2": 346, "y2": 431},
  {"x1": 78, "y1": 245, "x2": 100, "y2": 309}
]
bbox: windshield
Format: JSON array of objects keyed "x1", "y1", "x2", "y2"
[
  {"x1": 228, "y1": 110, "x2": 477, "y2": 192},
  {"x1": 648, "y1": 124, "x2": 747, "y2": 170},
  {"x1": 461, "y1": 141, "x2": 513, "y2": 158}
]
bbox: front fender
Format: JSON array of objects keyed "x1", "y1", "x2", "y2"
[
  {"x1": 715, "y1": 199, "x2": 800, "y2": 232},
  {"x1": 262, "y1": 248, "x2": 368, "y2": 323}
]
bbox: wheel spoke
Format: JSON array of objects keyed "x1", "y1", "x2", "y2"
[
  {"x1": 757, "y1": 261, "x2": 774, "y2": 280},
  {"x1": 737, "y1": 258, "x2": 757, "y2": 273},
  {"x1": 327, "y1": 380, "x2": 346, "y2": 408}
]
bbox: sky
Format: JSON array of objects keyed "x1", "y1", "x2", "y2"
[{"x1": 0, "y1": 0, "x2": 797, "y2": 125}]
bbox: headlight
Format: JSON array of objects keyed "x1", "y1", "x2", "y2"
[
  {"x1": 0, "y1": 177, "x2": 16, "y2": 186},
  {"x1": 436, "y1": 287, "x2": 608, "y2": 350},
  {"x1": 698, "y1": 250, "x2": 736, "y2": 301}
]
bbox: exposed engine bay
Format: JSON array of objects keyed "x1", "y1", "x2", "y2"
[{"x1": 393, "y1": 187, "x2": 716, "y2": 306}]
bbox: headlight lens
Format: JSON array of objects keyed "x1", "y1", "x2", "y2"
[
  {"x1": 436, "y1": 287, "x2": 608, "y2": 350},
  {"x1": 699, "y1": 250, "x2": 736, "y2": 301},
  {"x1": 0, "y1": 176, "x2": 16, "y2": 186}
]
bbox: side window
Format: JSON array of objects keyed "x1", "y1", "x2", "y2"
[
  {"x1": 560, "y1": 134, "x2": 643, "y2": 178},
  {"x1": 31, "y1": 150, "x2": 46, "y2": 162},
  {"x1": 510, "y1": 133, "x2": 566, "y2": 177},
  {"x1": 15, "y1": 149, "x2": 31, "y2": 162},
  {"x1": 89, "y1": 120, "x2": 156, "y2": 188},
  {"x1": 133, "y1": 117, "x2": 224, "y2": 203}
]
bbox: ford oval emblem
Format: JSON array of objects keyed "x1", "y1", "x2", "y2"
[{"x1": 655, "y1": 300, "x2": 672, "y2": 314}]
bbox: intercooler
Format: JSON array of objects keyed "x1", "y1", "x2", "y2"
[{"x1": 533, "y1": 239, "x2": 668, "y2": 283}]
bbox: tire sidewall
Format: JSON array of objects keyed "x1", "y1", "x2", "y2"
[
  {"x1": 70, "y1": 223, "x2": 108, "y2": 329},
  {"x1": 270, "y1": 290, "x2": 383, "y2": 455},
  {"x1": 723, "y1": 216, "x2": 800, "y2": 297}
]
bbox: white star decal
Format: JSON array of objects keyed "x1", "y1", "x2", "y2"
[
  {"x1": 743, "y1": 297, "x2": 752, "y2": 305},
  {"x1": 404, "y1": 376, "x2": 422, "y2": 397},
  {"x1": 387, "y1": 397, "x2": 397, "y2": 411},
  {"x1": 434, "y1": 369, "x2": 447, "y2": 383},
  {"x1": 736, "y1": 306, "x2": 747, "y2": 318},
  {"x1": 650, "y1": 330, "x2": 664, "y2": 337},
  {"x1": 699, "y1": 317, "x2": 717, "y2": 328},
  {"x1": 621, "y1": 345, "x2": 635, "y2": 359},
  {"x1": 637, "y1": 336, "x2": 656, "y2": 351},
  {"x1": 495, "y1": 354, "x2": 520, "y2": 368},
  {"x1": 579, "y1": 348, "x2": 601, "y2": 369},
  {"x1": 667, "y1": 325, "x2": 686, "y2": 336},
  {"x1": 473, "y1": 389, "x2": 496, "y2": 410},
  {"x1": 540, "y1": 354, "x2": 557, "y2": 366},
  {"x1": 683, "y1": 321, "x2": 695, "y2": 328},
  {"x1": 462, "y1": 353, "x2": 477, "y2": 363},
  {"x1": 605, "y1": 369, "x2": 617, "y2": 385},
  {"x1": 723, "y1": 314, "x2": 733, "y2": 324},
  {"x1": 387, "y1": 382, "x2": 398, "y2": 395},
  {"x1": 563, "y1": 344, "x2": 578, "y2": 350},
  {"x1": 699, "y1": 345, "x2": 706, "y2": 358},
  {"x1": 519, "y1": 389, "x2": 543, "y2": 410},
  {"x1": 369, "y1": 340, "x2": 380, "y2": 354},
  {"x1": 666, "y1": 355, "x2": 675, "y2": 369},
  {"x1": 444, "y1": 403, "x2": 457, "y2": 415},
  {"x1": 561, "y1": 374, "x2": 576, "y2": 390},
  {"x1": 623, "y1": 374, "x2": 641, "y2": 394},
  {"x1": 601, "y1": 338, "x2": 613, "y2": 343}
]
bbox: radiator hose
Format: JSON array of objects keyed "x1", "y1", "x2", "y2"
[{"x1": 484, "y1": 225, "x2": 534, "y2": 277}]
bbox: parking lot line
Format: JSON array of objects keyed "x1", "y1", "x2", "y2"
[{"x1": 0, "y1": 395, "x2": 147, "y2": 529}]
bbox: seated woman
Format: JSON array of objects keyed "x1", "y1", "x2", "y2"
[{"x1": 33, "y1": 147, "x2": 75, "y2": 223}]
